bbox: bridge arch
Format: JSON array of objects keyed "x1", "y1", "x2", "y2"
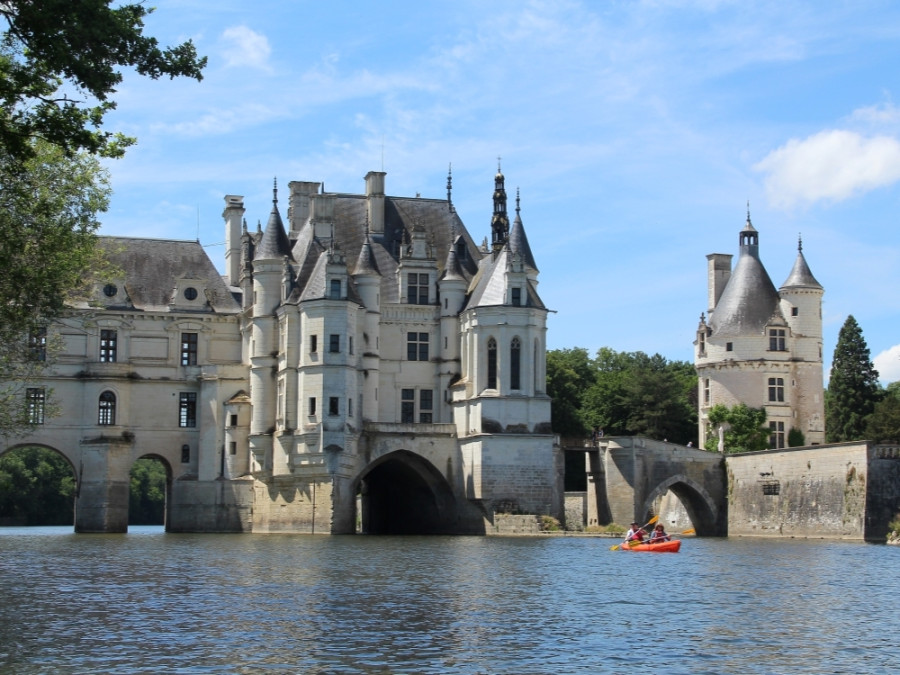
[
  {"x1": 0, "y1": 443, "x2": 78, "y2": 526},
  {"x1": 129, "y1": 453, "x2": 173, "y2": 528},
  {"x1": 643, "y1": 474, "x2": 719, "y2": 536},
  {"x1": 353, "y1": 449, "x2": 456, "y2": 535}
]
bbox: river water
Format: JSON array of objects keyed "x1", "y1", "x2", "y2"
[{"x1": 0, "y1": 527, "x2": 895, "y2": 674}]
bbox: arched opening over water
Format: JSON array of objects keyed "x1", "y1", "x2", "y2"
[
  {"x1": 646, "y1": 475, "x2": 720, "y2": 536},
  {"x1": 0, "y1": 444, "x2": 76, "y2": 526},
  {"x1": 129, "y1": 455, "x2": 172, "y2": 528},
  {"x1": 355, "y1": 450, "x2": 456, "y2": 535}
]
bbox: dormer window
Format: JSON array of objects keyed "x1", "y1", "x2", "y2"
[
  {"x1": 103, "y1": 284, "x2": 118, "y2": 298},
  {"x1": 183, "y1": 287, "x2": 198, "y2": 301},
  {"x1": 330, "y1": 279, "x2": 341, "y2": 299},
  {"x1": 407, "y1": 273, "x2": 429, "y2": 305},
  {"x1": 768, "y1": 328, "x2": 786, "y2": 351},
  {"x1": 511, "y1": 287, "x2": 522, "y2": 306}
]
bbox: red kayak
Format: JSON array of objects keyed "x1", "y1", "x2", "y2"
[{"x1": 620, "y1": 539, "x2": 681, "y2": 553}]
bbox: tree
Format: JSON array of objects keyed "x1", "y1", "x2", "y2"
[
  {"x1": 787, "y1": 427, "x2": 806, "y2": 447},
  {"x1": 1, "y1": 1, "x2": 206, "y2": 162},
  {"x1": 129, "y1": 458, "x2": 167, "y2": 525},
  {"x1": 826, "y1": 315, "x2": 882, "y2": 442},
  {"x1": 866, "y1": 382, "x2": 900, "y2": 443},
  {"x1": 705, "y1": 403, "x2": 769, "y2": 453},
  {"x1": 546, "y1": 348, "x2": 595, "y2": 438},
  {"x1": 0, "y1": 139, "x2": 111, "y2": 436},
  {"x1": 0, "y1": 446, "x2": 75, "y2": 525}
]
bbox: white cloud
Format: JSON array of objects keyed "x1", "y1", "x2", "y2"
[
  {"x1": 874, "y1": 344, "x2": 900, "y2": 385},
  {"x1": 220, "y1": 26, "x2": 272, "y2": 71},
  {"x1": 754, "y1": 130, "x2": 900, "y2": 208},
  {"x1": 849, "y1": 102, "x2": 900, "y2": 127}
]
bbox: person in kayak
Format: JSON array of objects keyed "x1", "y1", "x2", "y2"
[
  {"x1": 649, "y1": 523, "x2": 671, "y2": 543},
  {"x1": 624, "y1": 522, "x2": 645, "y2": 543}
]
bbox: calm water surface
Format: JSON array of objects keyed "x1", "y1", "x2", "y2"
[{"x1": 0, "y1": 527, "x2": 896, "y2": 674}]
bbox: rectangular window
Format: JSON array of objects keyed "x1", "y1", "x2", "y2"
[
  {"x1": 348, "y1": 398, "x2": 353, "y2": 417},
  {"x1": 768, "y1": 377, "x2": 785, "y2": 402},
  {"x1": 698, "y1": 330, "x2": 705, "y2": 354},
  {"x1": 407, "y1": 332, "x2": 429, "y2": 361},
  {"x1": 99, "y1": 329, "x2": 118, "y2": 362},
  {"x1": 419, "y1": 390, "x2": 433, "y2": 423},
  {"x1": 511, "y1": 287, "x2": 522, "y2": 306},
  {"x1": 330, "y1": 279, "x2": 341, "y2": 299},
  {"x1": 309, "y1": 397, "x2": 317, "y2": 416},
  {"x1": 769, "y1": 421, "x2": 785, "y2": 449},
  {"x1": 181, "y1": 445, "x2": 190, "y2": 463},
  {"x1": 329, "y1": 397, "x2": 339, "y2": 416},
  {"x1": 407, "y1": 273, "x2": 429, "y2": 305},
  {"x1": 401, "y1": 389, "x2": 415, "y2": 423},
  {"x1": 229, "y1": 414, "x2": 238, "y2": 427},
  {"x1": 310, "y1": 335, "x2": 318, "y2": 353},
  {"x1": 26, "y1": 388, "x2": 45, "y2": 424},
  {"x1": 178, "y1": 392, "x2": 197, "y2": 427},
  {"x1": 726, "y1": 342, "x2": 733, "y2": 352},
  {"x1": 349, "y1": 336, "x2": 354, "y2": 355},
  {"x1": 704, "y1": 378, "x2": 710, "y2": 405},
  {"x1": 329, "y1": 334, "x2": 340, "y2": 353},
  {"x1": 229, "y1": 441, "x2": 237, "y2": 455},
  {"x1": 181, "y1": 332, "x2": 198, "y2": 366},
  {"x1": 768, "y1": 328, "x2": 786, "y2": 352},
  {"x1": 29, "y1": 327, "x2": 47, "y2": 362},
  {"x1": 791, "y1": 307, "x2": 799, "y2": 317}
]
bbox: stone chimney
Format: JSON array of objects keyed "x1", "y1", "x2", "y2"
[
  {"x1": 310, "y1": 193, "x2": 336, "y2": 242},
  {"x1": 365, "y1": 171, "x2": 386, "y2": 235},
  {"x1": 706, "y1": 253, "x2": 733, "y2": 314},
  {"x1": 288, "y1": 181, "x2": 321, "y2": 237},
  {"x1": 223, "y1": 195, "x2": 245, "y2": 287}
]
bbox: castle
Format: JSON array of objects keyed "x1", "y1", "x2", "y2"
[
  {"x1": 10, "y1": 168, "x2": 561, "y2": 533},
  {"x1": 695, "y1": 212, "x2": 825, "y2": 449}
]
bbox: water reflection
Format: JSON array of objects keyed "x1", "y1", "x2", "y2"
[{"x1": 0, "y1": 528, "x2": 896, "y2": 674}]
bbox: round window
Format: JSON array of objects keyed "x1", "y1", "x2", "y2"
[
  {"x1": 183, "y1": 287, "x2": 198, "y2": 300},
  {"x1": 103, "y1": 284, "x2": 118, "y2": 298}
]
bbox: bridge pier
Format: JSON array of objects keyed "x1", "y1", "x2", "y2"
[{"x1": 75, "y1": 438, "x2": 133, "y2": 533}]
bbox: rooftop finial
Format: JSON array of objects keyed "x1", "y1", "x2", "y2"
[
  {"x1": 497, "y1": 156, "x2": 502, "y2": 173},
  {"x1": 273, "y1": 177, "x2": 278, "y2": 204},
  {"x1": 798, "y1": 233, "x2": 803, "y2": 252},
  {"x1": 746, "y1": 200, "x2": 751, "y2": 225},
  {"x1": 516, "y1": 187, "x2": 521, "y2": 216},
  {"x1": 365, "y1": 212, "x2": 370, "y2": 236}
]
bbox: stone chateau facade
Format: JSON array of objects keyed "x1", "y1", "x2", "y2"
[
  {"x1": 695, "y1": 213, "x2": 825, "y2": 450},
  {"x1": 8, "y1": 168, "x2": 561, "y2": 533}
]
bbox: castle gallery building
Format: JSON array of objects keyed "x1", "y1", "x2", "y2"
[
  {"x1": 12, "y1": 169, "x2": 561, "y2": 534},
  {"x1": 695, "y1": 214, "x2": 825, "y2": 449}
]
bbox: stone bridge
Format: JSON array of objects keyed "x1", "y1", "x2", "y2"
[{"x1": 565, "y1": 436, "x2": 728, "y2": 536}]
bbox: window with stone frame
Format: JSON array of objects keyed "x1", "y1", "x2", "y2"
[
  {"x1": 330, "y1": 279, "x2": 342, "y2": 299},
  {"x1": 510, "y1": 337, "x2": 521, "y2": 390},
  {"x1": 181, "y1": 332, "x2": 198, "y2": 365},
  {"x1": 769, "y1": 421, "x2": 785, "y2": 449},
  {"x1": 401, "y1": 389, "x2": 415, "y2": 423},
  {"x1": 400, "y1": 388, "x2": 433, "y2": 423},
  {"x1": 329, "y1": 397, "x2": 339, "y2": 416},
  {"x1": 29, "y1": 327, "x2": 47, "y2": 362},
  {"x1": 511, "y1": 287, "x2": 522, "y2": 307},
  {"x1": 407, "y1": 332, "x2": 429, "y2": 361},
  {"x1": 179, "y1": 392, "x2": 197, "y2": 427},
  {"x1": 100, "y1": 329, "x2": 118, "y2": 363},
  {"x1": 768, "y1": 328, "x2": 786, "y2": 351},
  {"x1": 768, "y1": 377, "x2": 785, "y2": 402},
  {"x1": 26, "y1": 388, "x2": 45, "y2": 424},
  {"x1": 98, "y1": 391, "x2": 116, "y2": 425},
  {"x1": 487, "y1": 338, "x2": 498, "y2": 389},
  {"x1": 329, "y1": 334, "x2": 340, "y2": 353},
  {"x1": 406, "y1": 272, "x2": 429, "y2": 305}
]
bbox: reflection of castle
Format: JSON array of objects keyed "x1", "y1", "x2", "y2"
[
  {"x1": 695, "y1": 212, "x2": 825, "y2": 449},
  {"x1": 11, "y1": 168, "x2": 560, "y2": 533}
]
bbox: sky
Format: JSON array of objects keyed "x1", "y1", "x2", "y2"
[{"x1": 97, "y1": 0, "x2": 900, "y2": 383}]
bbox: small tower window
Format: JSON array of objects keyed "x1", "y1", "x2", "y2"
[
  {"x1": 330, "y1": 279, "x2": 341, "y2": 299},
  {"x1": 487, "y1": 338, "x2": 498, "y2": 390},
  {"x1": 792, "y1": 307, "x2": 799, "y2": 316},
  {"x1": 726, "y1": 342, "x2": 733, "y2": 352},
  {"x1": 98, "y1": 391, "x2": 116, "y2": 426},
  {"x1": 769, "y1": 421, "x2": 785, "y2": 449},
  {"x1": 510, "y1": 337, "x2": 521, "y2": 390},
  {"x1": 768, "y1": 329, "x2": 786, "y2": 351},
  {"x1": 511, "y1": 287, "x2": 522, "y2": 307},
  {"x1": 329, "y1": 334, "x2": 340, "y2": 353},
  {"x1": 768, "y1": 377, "x2": 785, "y2": 402}
]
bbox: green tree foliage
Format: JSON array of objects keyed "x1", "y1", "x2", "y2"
[
  {"x1": 0, "y1": 1, "x2": 206, "y2": 162},
  {"x1": 546, "y1": 348, "x2": 595, "y2": 438},
  {"x1": 582, "y1": 348, "x2": 697, "y2": 444},
  {"x1": 826, "y1": 315, "x2": 882, "y2": 442},
  {"x1": 0, "y1": 446, "x2": 75, "y2": 525},
  {"x1": 787, "y1": 427, "x2": 806, "y2": 447},
  {"x1": 0, "y1": 139, "x2": 111, "y2": 435},
  {"x1": 705, "y1": 403, "x2": 769, "y2": 453},
  {"x1": 129, "y1": 458, "x2": 167, "y2": 525},
  {"x1": 866, "y1": 382, "x2": 900, "y2": 443}
]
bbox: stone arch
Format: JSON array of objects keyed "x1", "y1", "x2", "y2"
[
  {"x1": 352, "y1": 449, "x2": 457, "y2": 534},
  {"x1": 642, "y1": 474, "x2": 720, "y2": 536},
  {"x1": 0, "y1": 443, "x2": 78, "y2": 526},
  {"x1": 130, "y1": 453, "x2": 174, "y2": 528}
]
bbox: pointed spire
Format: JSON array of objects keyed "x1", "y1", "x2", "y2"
[
  {"x1": 515, "y1": 187, "x2": 521, "y2": 217},
  {"x1": 491, "y1": 161, "x2": 509, "y2": 250},
  {"x1": 509, "y1": 188, "x2": 537, "y2": 272},
  {"x1": 254, "y1": 178, "x2": 293, "y2": 261},
  {"x1": 798, "y1": 233, "x2": 803, "y2": 252},
  {"x1": 353, "y1": 229, "x2": 381, "y2": 277},
  {"x1": 442, "y1": 244, "x2": 466, "y2": 282},
  {"x1": 781, "y1": 233, "x2": 822, "y2": 290},
  {"x1": 447, "y1": 163, "x2": 454, "y2": 212}
]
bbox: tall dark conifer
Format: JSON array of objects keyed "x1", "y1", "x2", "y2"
[{"x1": 826, "y1": 315, "x2": 881, "y2": 442}]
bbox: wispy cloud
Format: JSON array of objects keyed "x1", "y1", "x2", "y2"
[
  {"x1": 754, "y1": 130, "x2": 900, "y2": 208},
  {"x1": 220, "y1": 25, "x2": 272, "y2": 71}
]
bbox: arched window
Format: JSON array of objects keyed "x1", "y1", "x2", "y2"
[
  {"x1": 487, "y1": 337, "x2": 497, "y2": 389},
  {"x1": 510, "y1": 337, "x2": 521, "y2": 390},
  {"x1": 98, "y1": 391, "x2": 116, "y2": 426}
]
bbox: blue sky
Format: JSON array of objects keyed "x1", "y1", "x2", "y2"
[{"x1": 99, "y1": 0, "x2": 900, "y2": 383}]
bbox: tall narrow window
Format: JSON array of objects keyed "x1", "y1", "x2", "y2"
[
  {"x1": 698, "y1": 330, "x2": 705, "y2": 354},
  {"x1": 401, "y1": 389, "x2": 415, "y2": 423},
  {"x1": 419, "y1": 390, "x2": 433, "y2": 423},
  {"x1": 329, "y1": 334, "x2": 340, "y2": 353},
  {"x1": 98, "y1": 391, "x2": 116, "y2": 425},
  {"x1": 487, "y1": 337, "x2": 497, "y2": 389},
  {"x1": 407, "y1": 332, "x2": 429, "y2": 361},
  {"x1": 768, "y1": 377, "x2": 784, "y2": 402},
  {"x1": 26, "y1": 388, "x2": 45, "y2": 424},
  {"x1": 510, "y1": 337, "x2": 521, "y2": 390},
  {"x1": 310, "y1": 335, "x2": 318, "y2": 353},
  {"x1": 308, "y1": 397, "x2": 317, "y2": 416},
  {"x1": 768, "y1": 328, "x2": 786, "y2": 351},
  {"x1": 100, "y1": 329, "x2": 118, "y2": 363},
  {"x1": 769, "y1": 421, "x2": 785, "y2": 449},
  {"x1": 29, "y1": 327, "x2": 47, "y2": 362},
  {"x1": 511, "y1": 287, "x2": 522, "y2": 306},
  {"x1": 330, "y1": 279, "x2": 341, "y2": 299},
  {"x1": 179, "y1": 392, "x2": 197, "y2": 427},
  {"x1": 329, "y1": 397, "x2": 339, "y2": 416},
  {"x1": 181, "y1": 332, "x2": 198, "y2": 365},
  {"x1": 181, "y1": 444, "x2": 191, "y2": 463},
  {"x1": 407, "y1": 273, "x2": 429, "y2": 305},
  {"x1": 704, "y1": 378, "x2": 710, "y2": 405}
]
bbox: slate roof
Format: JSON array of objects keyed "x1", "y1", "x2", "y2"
[
  {"x1": 781, "y1": 247, "x2": 822, "y2": 290},
  {"x1": 465, "y1": 247, "x2": 546, "y2": 310},
  {"x1": 255, "y1": 200, "x2": 293, "y2": 261},
  {"x1": 509, "y1": 211, "x2": 538, "y2": 272},
  {"x1": 93, "y1": 237, "x2": 241, "y2": 314}
]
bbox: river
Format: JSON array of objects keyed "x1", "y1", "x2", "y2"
[{"x1": 0, "y1": 527, "x2": 895, "y2": 674}]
